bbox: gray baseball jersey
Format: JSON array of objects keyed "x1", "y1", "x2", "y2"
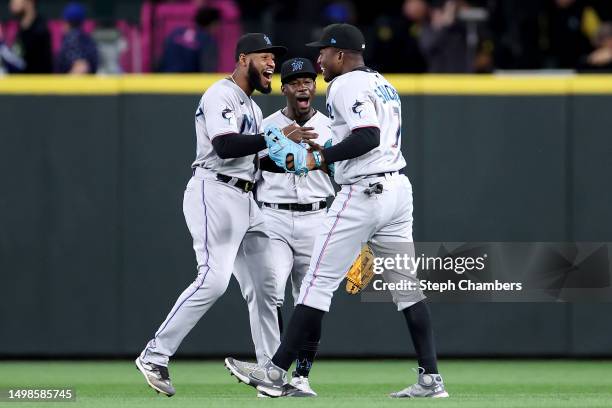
[
  {"x1": 325, "y1": 69, "x2": 406, "y2": 184},
  {"x1": 258, "y1": 110, "x2": 335, "y2": 204},
  {"x1": 192, "y1": 78, "x2": 263, "y2": 182}
]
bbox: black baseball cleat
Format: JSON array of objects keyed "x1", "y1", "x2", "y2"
[{"x1": 135, "y1": 357, "x2": 176, "y2": 397}]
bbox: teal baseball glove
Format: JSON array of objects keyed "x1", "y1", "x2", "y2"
[{"x1": 263, "y1": 125, "x2": 311, "y2": 175}]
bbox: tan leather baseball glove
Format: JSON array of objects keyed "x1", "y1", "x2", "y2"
[{"x1": 345, "y1": 245, "x2": 375, "y2": 294}]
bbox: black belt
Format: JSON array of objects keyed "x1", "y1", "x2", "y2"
[
  {"x1": 263, "y1": 201, "x2": 327, "y2": 212},
  {"x1": 364, "y1": 171, "x2": 398, "y2": 179},
  {"x1": 216, "y1": 174, "x2": 255, "y2": 193}
]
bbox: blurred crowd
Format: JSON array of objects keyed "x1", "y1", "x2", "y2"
[
  {"x1": 0, "y1": 0, "x2": 97, "y2": 73},
  {"x1": 365, "y1": 0, "x2": 612, "y2": 73},
  {"x1": 1, "y1": 0, "x2": 612, "y2": 74}
]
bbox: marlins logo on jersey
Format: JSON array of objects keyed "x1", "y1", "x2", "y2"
[
  {"x1": 221, "y1": 107, "x2": 234, "y2": 123},
  {"x1": 351, "y1": 100, "x2": 364, "y2": 118}
]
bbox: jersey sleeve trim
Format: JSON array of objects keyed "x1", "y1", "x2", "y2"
[{"x1": 349, "y1": 124, "x2": 380, "y2": 132}]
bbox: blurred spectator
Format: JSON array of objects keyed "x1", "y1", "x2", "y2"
[
  {"x1": 304, "y1": 0, "x2": 358, "y2": 60},
  {"x1": 420, "y1": 0, "x2": 471, "y2": 72},
  {"x1": 578, "y1": 22, "x2": 612, "y2": 72},
  {"x1": 0, "y1": 22, "x2": 26, "y2": 73},
  {"x1": 488, "y1": 0, "x2": 545, "y2": 70},
  {"x1": 158, "y1": 7, "x2": 220, "y2": 73},
  {"x1": 56, "y1": 2, "x2": 98, "y2": 74},
  {"x1": 322, "y1": 1, "x2": 357, "y2": 25},
  {"x1": 544, "y1": 0, "x2": 593, "y2": 69},
  {"x1": 367, "y1": 0, "x2": 428, "y2": 73},
  {"x1": 7, "y1": 0, "x2": 52, "y2": 73}
]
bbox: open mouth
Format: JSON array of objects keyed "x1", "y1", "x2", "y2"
[
  {"x1": 262, "y1": 69, "x2": 273, "y2": 84},
  {"x1": 296, "y1": 96, "x2": 310, "y2": 109}
]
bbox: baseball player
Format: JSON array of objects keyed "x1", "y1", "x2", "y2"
[
  {"x1": 225, "y1": 24, "x2": 449, "y2": 398},
  {"x1": 257, "y1": 57, "x2": 335, "y2": 397},
  {"x1": 135, "y1": 33, "x2": 317, "y2": 397}
]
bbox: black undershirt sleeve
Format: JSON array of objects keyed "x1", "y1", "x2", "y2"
[
  {"x1": 211, "y1": 133, "x2": 266, "y2": 159},
  {"x1": 212, "y1": 127, "x2": 378, "y2": 168},
  {"x1": 321, "y1": 127, "x2": 380, "y2": 164}
]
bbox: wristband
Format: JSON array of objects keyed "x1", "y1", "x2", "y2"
[{"x1": 312, "y1": 151, "x2": 322, "y2": 168}]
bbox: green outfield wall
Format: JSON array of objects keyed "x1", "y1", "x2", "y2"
[{"x1": 1, "y1": 75, "x2": 611, "y2": 357}]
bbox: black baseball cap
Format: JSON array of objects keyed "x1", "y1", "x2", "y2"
[
  {"x1": 306, "y1": 23, "x2": 366, "y2": 52},
  {"x1": 281, "y1": 58, "x2": 317, "y2": 83},
  {"x1": 235, "y1": 33, "x2": 287, "y2": 61}
]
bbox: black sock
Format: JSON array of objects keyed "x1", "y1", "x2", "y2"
[
  {"x1": 294, "y1": 335, "x2": 320, "y2": 377},
  {"x1": 402, "y1": 301, "x2": 438, "y2": 374},
  {"x1": 277, "y1": 306, "x2": 284, "y2": 334},
  {"x1": 272, "y1": 304, "x2": 325, "y2": 371}
]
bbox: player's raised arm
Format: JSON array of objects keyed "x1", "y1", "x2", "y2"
[
  {"x1": 298, "y1": 124, "x2": 380, "y2": 173},
  {"x1": 316, "y1": 126, "x2": 379, "y2": 164},
  {"x1": 211, "y1": 125, "x2": 317, "y2": 160}
]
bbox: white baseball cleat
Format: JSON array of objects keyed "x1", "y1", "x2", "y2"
[
  {"x1": 134, "y1": 357, "x2": 176, "y2": 397},
  {"x1": 289, "y1": 374, "x2": 318, "y2": 397},
  {"x1": 224, "y1": 357, "x2": 288, "y2": 397},
  {"x1": 389, "y1": 367, "x2": 449, "y2": 398}
]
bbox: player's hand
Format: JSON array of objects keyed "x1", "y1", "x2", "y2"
[
  {"x1": 303, "y1": 139, "x2": 323, "y2": 152},
  {"x1": 282, "y1": 123, "x2": 318, "y2": 144},
  {"x1": 305, "y1": 151, "x2": 329, "y2": 172}
]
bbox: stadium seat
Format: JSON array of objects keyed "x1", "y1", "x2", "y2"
[{"x1": 140, "y1": 0, "x2": 242, "y2": 72}]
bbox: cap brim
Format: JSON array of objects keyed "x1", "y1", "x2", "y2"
[
  {"x1": 308, "y1": 40, "x2": 335, "y2": 49},
  {"x1": 250, "y1": 46, "x2": 288, "y2": 57},
  {"x1": 281, "y1": 72, "x2": 318, "y2": 83}
]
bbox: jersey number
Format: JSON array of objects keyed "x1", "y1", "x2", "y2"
[{"x1": 392, "y1": 106, "x2": 401, "y2": 148}]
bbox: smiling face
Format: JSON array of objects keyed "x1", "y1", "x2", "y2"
[
  {"x1": 282, "y1": 76, "x2": 316, "y2": 116},
  {"x1": 245, "y1": 52, "x2": 275, "y2": 94},
  {"x1": 317, "y1": 47, "x2": 343, "y2": 82}
]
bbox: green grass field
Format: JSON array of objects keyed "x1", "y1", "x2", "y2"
[{"x1": 1, "y1": 360, "x2": 611, "y2": 408}]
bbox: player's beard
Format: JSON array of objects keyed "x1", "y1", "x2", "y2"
[
  {"x1": 248, "y1": 61, "x2": 272, "y2": 94},
  {"x1": 322, "y1": 66, "x2": 338, "y2": 82}
]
